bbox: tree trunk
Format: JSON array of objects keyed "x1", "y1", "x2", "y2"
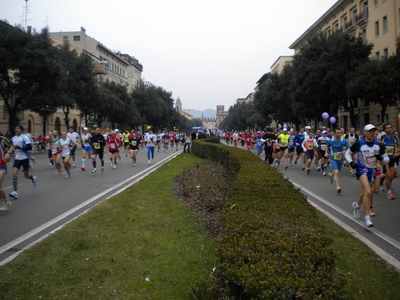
[{"x1": 380, "y1": 104, "x2": 387, "y2": 123}]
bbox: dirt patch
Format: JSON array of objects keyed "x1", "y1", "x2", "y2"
[{"x1": 174, "y1": 160, "x2": 234, "y2": 238}]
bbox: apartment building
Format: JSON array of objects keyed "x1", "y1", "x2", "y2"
[
  {"x1": 289, "y1": 0, "x2": 400, "y2": 130},
  {"x1": 270, "y1": 56, "x2": 293, "y2": 74},
  {"x1": 49, "y1": 27, "x2": 143, "y2": 92}
]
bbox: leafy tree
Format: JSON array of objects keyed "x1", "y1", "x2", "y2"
[{"x1": 291, "y1": 31, "x2": 372, "y2": 127}]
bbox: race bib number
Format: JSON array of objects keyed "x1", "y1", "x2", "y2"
[
  {"x1": 110, "y1": 143, "x2": 115, "y2": 149},
  {"x1": 148, "y1": 141, "x2": 153, "y2": 145},
  {"x1": 131, "y1": 141, "x2": 137, "y2": 146},
  {"x1": 94, "y1": 143, "x2": 100, "y2": 149},
  {"x1": 289, "y1": 140, "x2": 294, "y2": 146},
  {"x1": 386, "y1": 146, "x2": 394, "y2": 155},
  {"x1": 333, "y1": 152, "x2": 342, "y2": 160},
  {"x1": 307, "y1": 144, "x2": 313, "y2": 150},
  {"x1": 83, "y1": 141, "x2": 89, "y2": 146},
  {"x1": 365, "y1": 155, "x2": 376, "y2": 168}
]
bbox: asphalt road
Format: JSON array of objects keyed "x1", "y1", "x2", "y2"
[
  {"x1": 0, "y1": 144, "x2": 184, "y2": 264},
  {"x1": 227, "y1": 142, "x2": 400, "y2": 269}
]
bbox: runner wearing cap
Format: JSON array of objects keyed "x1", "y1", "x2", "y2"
[
  {"x1": 325, "y1": 128, "x2": 350, "y2": 193},
  {"x1": 81, "y1": 127, "x2": 92, "y2": 171},
  {"x1": 145, "y1": 128, "x2": 156, "y2": 164},
  {"x1": 302, "y1": 130, "x2": 318, "y2": 175},
  {"x1": 345, "y1": 124, "x2": 389, "y2": 228}
]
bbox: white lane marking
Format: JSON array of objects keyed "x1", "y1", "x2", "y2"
[
  {"x1": 289, "y1": 179, "x2": 400, "y2": 252},
  {"x1": 0, "y1": 151, "x2": 182, "y2": 264}
]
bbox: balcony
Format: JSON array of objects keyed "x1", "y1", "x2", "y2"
[
  {"x1": 356, "y1": 10, "x2": 369, "y2": 28},
  {"x1": 345, "y1": 19, "x2": 356, "y2": 34},
  {"x1": 93, "y1": 63, "x2": 108, "y2": 75}
]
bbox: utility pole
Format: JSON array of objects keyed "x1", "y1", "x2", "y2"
[{"x1": 24, "y1": 0, "x2": 29, "y2": 31}]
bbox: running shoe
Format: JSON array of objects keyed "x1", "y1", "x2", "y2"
[
  {"x1": 148, "y1": 160, "x2": 151, "y2": 164},
  {"x1": 92, "y1": 168, "x2": 97, "y2": 173},
  {"x1": 337, "y1": 186, "x2": 342, "y2": 194},
  {"x1": 32, "y1": 176, "x2": 37, "y2": 188},
  {"x1": 350, "y1": 169, "x2": 356, "y2": 176},
  {"x1": 81, "y1": 166, "x2": 85, "y2": 171},
  {"x1": 352, "y1": 202, "x2": 360, "y2": 219},
  {"x1": 285, "y1": 164, "x2": 288, "y2": 170},
  {"x1": 9, "y1": 191, "x2": 18, "y2": 200},
  {"x1": 365, "y1": 216, "x2": 374, "y2": 228},
  {"x1": 72, "y1": 162, "x2": 76, "y2": 168},
  {"x1": 328, "y1": 173, "x2": 333, "y2": 184},
  {"x1": 323, "y1": 172, "x2": 326, "y2": 176},
  {"x1": 302, "y1": 166, "x2": 305, "y2": 171},
  {"x1": 387, "y1": 192, "x2": 395, "y2": 200},
  {"x1": 31, "y1": 157, "x2": 36, "y2": 164},
  {"x1": 65, "y1": 172, "x2": 71, "y2": 178},
  {"x1": 380, "y1": 185, "x2": 385, "y2": 192},
  {"x1": 294, "y1": 159, "x2": 298, "y2": 164},
  {"x1": 133, "y1": 163, "x2": 136, "y2": 167},
  {"x1": 317, "y1": 167, "x2": 320, "y2": 172},
  {"x1": 0, "y1": 199, "x2": 11, "y2": 212},
  {"x1": 151, "y1": 159, "x2": 154, "y2": 163},
  {"x1": 49, "y1": 162, "x2": 53, "y2": 167},
  {"x1": 101, "y1": 167, "x2": 104, "y2": 174},
  {"x1": 306, "y1": 169, "x2": 310, "y2": 175},
  {"x1": 369, "y1": 207, "x2": 376, "y2": 217},
  {"x1": 289, "y1": 163, "x2": 292, "y2": 166}
]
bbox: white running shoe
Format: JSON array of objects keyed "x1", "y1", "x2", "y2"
[
  {"x1": 0, "y1": 199, "x2": 11, "y2": 212},
  {"x1": 328, "y1": 173, "x2": 333, "y2": 184},
  {"x1": 133, "y1": 163, "x2": 136, "y2": 167},
  {"x1": 365, "y1": 216, "x2": 374, "y2": 228},
  {"x1": 65, "y1": 172, "x2": 71, "y2": 178},
  {"x1": 148, "y1": 160, "x2": 151, "y2": 164},
  {"x1": 72, "y1": 162, "x2": 76, "y2": 168},
  {"x1": 32, "y1": 176, "x2": 37, "y2": 188},
  {"x1": 113, "y1": 165, "x2": 116, "y2": 169},
  {"x1": 9, "y1": 191, "x2": 18, "y2": 199},
  {"x1": 353, "y1": 202, "x2": 361, "y2": 219},
  {"x1": 92, "y1": 168, "x2": 97, "y2": 173},
  {"x1": 323, "y1": 172, "x2": 326, "y2": 176}
]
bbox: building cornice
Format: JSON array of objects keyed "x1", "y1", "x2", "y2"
[{"x1": 289, "y1": 0, "x2": 354, "y2": 50}]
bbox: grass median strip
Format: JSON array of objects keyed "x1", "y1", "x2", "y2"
[{"x1": 0, "y1": 153, "x2": 216, "y2": 300}]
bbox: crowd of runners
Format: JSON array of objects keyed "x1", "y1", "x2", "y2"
[
  {"x1": 0, "y1": 125, "x2": 196, "y2": 212},
  {"x1": 221, "y1": 122, "x2": 399, "y2": 228}
]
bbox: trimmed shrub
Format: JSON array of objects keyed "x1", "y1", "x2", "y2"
[{"x1": 190, "y1": 139, "x2": 346, "y2": 299}]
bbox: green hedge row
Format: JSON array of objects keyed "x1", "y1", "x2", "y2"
[{"x1": 190, "y1": 138, "x2": 345, "y2": 299}]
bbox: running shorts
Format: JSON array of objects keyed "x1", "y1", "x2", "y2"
[{"x1": 13, "y1": 158, "x2": 30, "y2": 171}]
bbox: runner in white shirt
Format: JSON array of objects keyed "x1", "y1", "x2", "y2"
[
  {"x1": 59, "y1": 132, "x2": 76, "y2": 178},
  {"x1": 8, "y1": 124, "x2": 38, "y2": 200},
  {"x1": 67, "y1": 126, "x2": 80, "y2": 168},
  {"x1": 145, "y1": 129, "x2": 156, "y2": 164}
]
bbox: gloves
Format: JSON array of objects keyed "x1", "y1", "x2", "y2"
[
  {"x1": 349, "y1": 161, "x2": 358, "y2": 169},
  {"x1": 375, "y1": 154, "x2": 383, "y2": 162}
]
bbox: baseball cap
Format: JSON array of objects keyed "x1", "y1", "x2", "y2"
[
  {"x1": 283, "y1": 128, "x2": 288, "y2": 132},
  {"x1": 83, "y1": 127, "x2": 88, "y2": 130},
  {"x1": 364, "y1": 124, "x2": 377, "y2": 131},
  {"x1": 257, "y1": 131, "x2": 261, "y2": 133},
  {"x1": 322, "y1": 130, "x2": 327, "y2": 134},
  {"x1": 305, "y1": 126, "x2": 311, "y2": 130}
]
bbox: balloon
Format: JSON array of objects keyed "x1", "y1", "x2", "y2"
[
  {"x1": 322, "y1": 112, "x2": 329, "y2": 120},
  {"x1": 329, "y1": 117, "x2": 336, "y2": 124}
]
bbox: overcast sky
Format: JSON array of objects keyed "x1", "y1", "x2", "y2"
[{"x1": 1, "y1": 0, "x2": 337, "y2": 111}]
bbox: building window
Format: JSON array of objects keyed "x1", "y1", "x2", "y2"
[
  {"x1": 63, "y1": 36, "x2": 68, "y2": 41},
  {"x1": 361, "y1": 28, "x2": 367, "y2": 43},
  {"x1": 364, "y1": 113, "x2": 370, "y2": 124},
  {"x1": 55, "y1": 117, "x2": 61, "y2": 134},
  {"x1": 376, "y1": 51, "x2": 380, "y2": 58},
  {"x1": 363, "y1": 1, "x2": 369, "y2": 18},
  {"x1": 383, "y1": 16, "x2": 388, "y2": 33},
  {"x1": 374, "y1": 0, "x2": 378, "y2": 6},
  {"x1": 73, "y1": 35, "x2": 80, "y2": 41},
  {"x1": 383, "y1": 48, "x2": 388, "y2": 58},
  {"x1": 375, "y1": 21, "x2": 380, "y2": 36},
  {"x1": 334, "y1": 22, "x2": 339, "y2": 31},
  {"x1": 353, "y1": 8, "x2": 357, "y2": 22},
  {"x1": 343, "y1": 15, "x2": 348, "y2": 28}
]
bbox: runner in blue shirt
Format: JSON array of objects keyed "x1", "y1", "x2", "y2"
[{"x1": 325, "y1": 128, "x2": 350, "y2": 194}]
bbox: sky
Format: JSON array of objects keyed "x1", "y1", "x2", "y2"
[{"x1": 1, "y1": 0, "x2": 337, "y2": 111}]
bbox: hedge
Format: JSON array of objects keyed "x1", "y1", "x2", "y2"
[{"x1": 190, "y1": 137, "x2": 345, "y2": 299}]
